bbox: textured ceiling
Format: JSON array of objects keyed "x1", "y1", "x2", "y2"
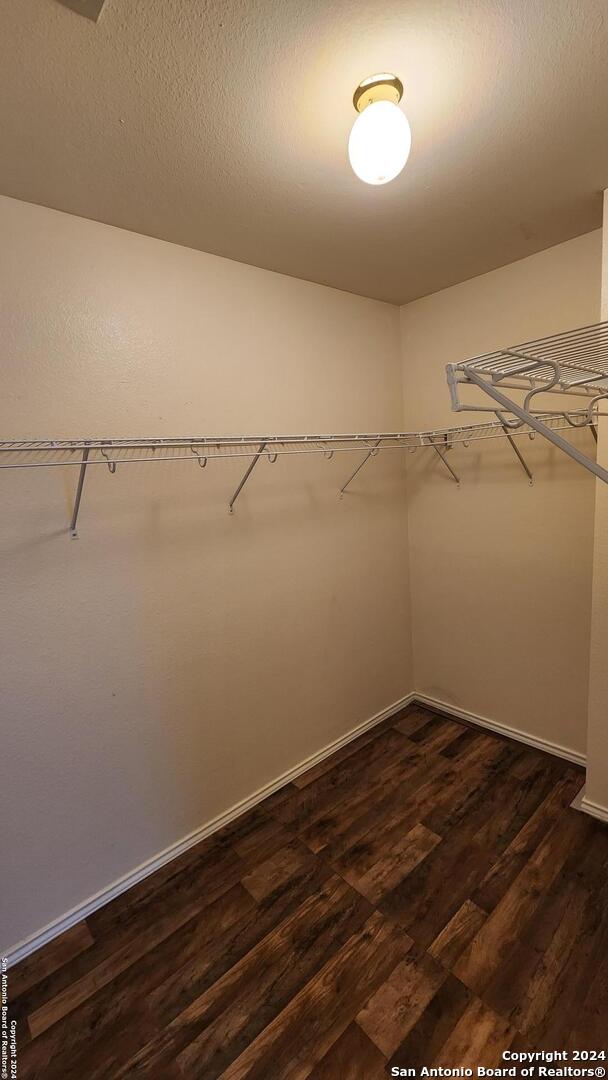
[{"x1": 1, "y1": 0, "x2": 607, "y2": 303}]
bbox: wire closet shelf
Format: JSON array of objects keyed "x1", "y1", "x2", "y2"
[
  {"x1": 0, "y1": 414, "x2": 593, "y2": 468},
  {"x1": 2, "y1": 321, "x2": 606, "y2": 536},
  {"x1": 447, "y1": 320, "x2": 608, "y2": 485},
  {"x1": 0, "y1": 411, "x2": 596, "y2": 536}
]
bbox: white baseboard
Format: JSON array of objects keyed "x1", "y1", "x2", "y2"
[
  {"x1": 579, "y1": 791, "x2": 608, "y2": 824},
  {"x1": 413, "y1": 693, "x2": 587, "y2": 768},
  {"x1": 570, "y1": 784, "x2": 587, "y2": 813},
  {"x1": 5, "y1": 691, "x2": 415, "y2": 967},
  {"x1": 6, "y1": 687, "x2": 590, "y2": 967}
]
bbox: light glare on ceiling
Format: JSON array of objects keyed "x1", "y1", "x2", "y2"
[{"x1": 348, "y1": 74, "x2": 411, "y2": 185}]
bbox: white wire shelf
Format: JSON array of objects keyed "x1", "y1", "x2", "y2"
[
  {"x1": 449, "y1": 321, "x2": 608, "y2": 398},
  {"x1": 0, "y1": 411, "x2": 596, "y2": 536},
  {"x1": 5, "y1": 320, "x2": 606, "y2": 535},
  {"x1": 446, "y1": 321, "x2": 608, "y2": 485},
  {"x1": 0, "y1": 413, "x2": 593, "y2": 468}
]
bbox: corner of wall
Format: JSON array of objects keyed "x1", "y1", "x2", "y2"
[
  {"x1": 583, "y1": 189, "x2": 608, "y2": 817},
  {"x1": 397, "y1": 302, "x2": 416, "y2": 690}
]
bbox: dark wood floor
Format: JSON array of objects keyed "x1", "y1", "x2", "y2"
[{"x1": 9, "y1": 705, "x2": 608, "y2": 1078}]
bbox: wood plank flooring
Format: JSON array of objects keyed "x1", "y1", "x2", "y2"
[{"x1": 8, "y1": 704, "x2": 608, "y2": 1078}]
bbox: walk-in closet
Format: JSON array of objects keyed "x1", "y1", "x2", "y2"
[{"x1": 2, "y1": 1, "x2": 608, "y2": 1075}]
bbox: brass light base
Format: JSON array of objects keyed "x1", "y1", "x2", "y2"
[{"x1": 353, "y1": 74, "x2": 404, "y2": 113}]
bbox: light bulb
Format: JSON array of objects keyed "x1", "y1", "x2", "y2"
[{"x1": 348, "y1": 99, "x2": 411, "y2": 185}]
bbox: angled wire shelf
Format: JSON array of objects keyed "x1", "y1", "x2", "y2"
[{"x1": 446, "y1": 320, "x2": 608, "y2": 484}]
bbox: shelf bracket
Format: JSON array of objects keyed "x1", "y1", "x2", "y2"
[
  {"x1": 228, "y1": 442, "x2": 266, "y2": 513},
  {"x1": 585, "y1": 392, "x2": 608, "y2": 443},
  {"x1": 431, "y1": 442, "x2": 460, "y2": 485},
  {"x1": 495, "y1": 413, "x2": 533, "y2": 484},
  {"x1": 339, "y1": 439, "x2": 382, "y2": 496},
  {"x1": 69, "y1": 445, "x2": 91, "y2": 538},
  {"x1": 459, "y1": 367, "x2": 608, "y2": 484}
]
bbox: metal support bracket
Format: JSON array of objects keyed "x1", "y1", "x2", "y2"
[
  {"x1": 228, "y1": 442, "x2": 266, "y2": 513},
  {"x1": 586, "y1": 393, "x2": 608, "y2": 443},
  {"x1": 495, "y1": 413, "x2": 533, "y2": 484},
  {"x1": 453, "y1": 367, "x2": 608, "y2": 485},
  {"x1": 430, "y1": 441, "x2": 460, "y2": 485},
  {"x1": 339, "y1": 439, "x2": 382, "y2": 496},
  {"x1": 69, "y1": 445, "x2": 91, "y2": 537}
]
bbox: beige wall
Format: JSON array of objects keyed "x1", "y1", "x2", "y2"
[
  {"x1": 584, "y1": 192, "x2": 608, "y2": 815},
  {"x1": 0, "y1": 196, "x2": 413, "y2": 955},
  {"x1": 400, "y1": 231, "x2": 602, "y2": 758}
]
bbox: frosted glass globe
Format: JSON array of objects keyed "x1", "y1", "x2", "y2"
[{"x1": 348, "y1": 100, "x2": 411, "y2": 185}]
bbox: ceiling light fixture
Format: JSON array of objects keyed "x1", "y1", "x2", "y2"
[{"x1": 348, "y1": 74, "x2": 411, "y2": 186}]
